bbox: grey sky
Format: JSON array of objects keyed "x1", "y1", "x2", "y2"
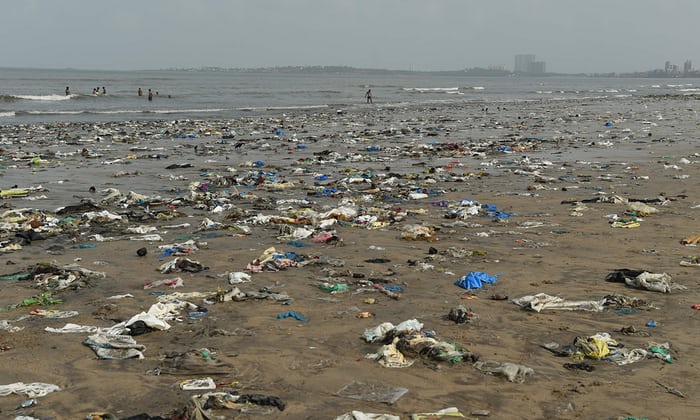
[{"x1": 2, "y1": 0, "x2": 697, "y2": 74}]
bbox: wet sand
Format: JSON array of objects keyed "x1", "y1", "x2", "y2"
[{"x1": 1, "y1": 96, "x2": 700, "y2": 419}]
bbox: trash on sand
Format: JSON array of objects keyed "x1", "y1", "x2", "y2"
[
  {"x1": 336, "y1": 411, "x2": 400, "y2": 420},
  {"x1": 180, "y1": 377, "x2": 216, "y2": 391},
  {"x1": 335, "y1": 381, "x2": 408, "y2": 404},
  {"x1": 447, "y1": 305, "x2": 478, "y2": 324},
  {"x1": 473, "y1": 360, "x2": 534, "y2": 383},
  {"x1": 157, "y1": 349, "x2": 235, "y2": 375},
  {"x1": 83, "y1": 331, "x2": 145, "y2": 359},
  {"x1": 184, "y1": 391, "x2": 286, "y2": 417},
  {"x1": 512, "y1": 293, "x2": 605, "y2": 312},
  {"x1": 0, "y1": 382, "x2": 61, "y2": 398},
  {"x1": 276, "y1": 311, "x2": 308, "y2": 323},
  {"x1": 410, "y1": 407, "x2": 467, "y2": 419},
  {"x1": 542, "y1": 333, "x2": 674, "y2": 365},
  {"x1": 454, "y1": 271, "x2": 498, "y2": 290},
  {"x1": 363, "y1": 320, "x2": 477, "y2": 367},
  {"x1": 606, "y1": 269, "x2": 686, "y2": 293}
]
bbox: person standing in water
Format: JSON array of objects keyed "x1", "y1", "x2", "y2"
[
  {"x1": 148, "y1": 89, "x2": 153, "y2": 101},
  {"x1": 65, "y1": 86, "x2": 70, "y2": 96},
  {"x1": 365, "y1": 88, "x2": 373, "y2": 104},
  {"x1": 138, "y1": 87, "x2": 143, "y2": 96}
]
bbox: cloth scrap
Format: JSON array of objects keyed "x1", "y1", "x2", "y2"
[
  {"x1": 0, "y1": 382, "x2": 61, "y2": 398},
  {"x1": 512, "y1": 293, "x2": 605, "y2": 312}
]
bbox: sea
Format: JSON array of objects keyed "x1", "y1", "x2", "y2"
[{"x1": 1, "y1": 67, "x2": 700, "y2": 125}]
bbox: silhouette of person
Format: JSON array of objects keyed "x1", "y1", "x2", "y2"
[
  {"x1": 102, "y1": 87, "x2": 106, "y2": 95},
  {"x1": 65, "y1": 86, "x2": 70, "y2": 96},
  {"x1": 148, "y1": 89, "x2": 153, "y2": 101},
  {"x1": 138, "y1": 88, "x2": 143, "y2": 96},
  {"x1": 365, "y1": 89, "x2": 373, "y2": 104}
]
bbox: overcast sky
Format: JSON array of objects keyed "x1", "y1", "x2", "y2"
[{"x1": 2, "y1": 0, "x2": 698, "y2": 74}]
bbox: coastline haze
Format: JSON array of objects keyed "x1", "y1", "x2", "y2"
[{"x1": 2, "y1": 0, "x2": 698, "y2": 74}]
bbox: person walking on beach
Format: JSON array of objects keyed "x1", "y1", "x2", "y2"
[
  {"x1": 65, "y1": 86, "x2": 70, "y2": 96},
  {"x1": 138, "y1": 88, "x2": 143, "y2": 97},
  {"x1": 148, "y1": 89, "x2": 153, "y2": 101},
  {"x1": 365, "y1": 88, "x2": 373, "y2": 104}
]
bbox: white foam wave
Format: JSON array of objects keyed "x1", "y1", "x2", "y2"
[
  {"x1": 471, "y1": 86, "x2": 485, "y2": 90},
  {"x1": 239, "y1": 105, "x2": 329, "y2": 111},
  {"x1": 151, "y1": 108, "x2": 226, "y2": 114},
  {"x1": 0, "y1": 111, "x2": 15, "y2": 118},
  {"x1": 14, "y1": 94, "x2": 72, "y2": 101},
  {"x1": 19, "y1": 110, "x2": 83, "y2": 115},
  {"x1": 403, "y1": 87, "x2": 460, "y2": 93}
]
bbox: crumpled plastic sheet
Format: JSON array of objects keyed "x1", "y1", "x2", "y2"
[
  {"x1": 628, "y1": 201, "x2": 658, "y2": 216},
  {"x1": 365, "y1": 337, "x2": 414, "y2": 368},
  {"x1": 335, "y1": 411, "x2": 400, "y2": 420},
  {"x1": 625, "y1": 272, "x2": 686, "y2": 293},
  {"x1": 45, "y1": 323, "x2": 99, "y2": 334},
  {"x1": 0, "y1": 319, "x2": 23, "y2": 332},
  {"x1": 454, "y1": 271, "x2": 498, "y2": 290},
  {"x1": 362, "y1": 319, "x2": 423, "y2": 343},
  {"x1": 606, "y1": 348, "x2": 649, "y2": 365},
  {"x1": 512, "y1": 293, "x2": 605, "y2": 312},
  {"x1": 401, "y1": 224, "x2": 436, "y2": 241},
  {"x1": 125, "y1": 311, "x2": 172, "y2": 331},
  {"x1": 410, "y1": 407, "x2": 466, "y2": 420},
  {"x1": 335, "y1": 381, "x2": 408, "y2": 404},
  {"x1": 0, "y1": 382, "x2": 61, "y2": 398},
  {"x1": 83, "y1": 331, "x2": 145, "y2": 359},
  {"x1": 228, "y1": 271, "x2": 252, "y2": 284},
  {"x1": 473, "y1": 360, "x2": 534, "y2": 383},
  {"x1": 578, "y1": 334, "x2": 612, "y2": 359}
]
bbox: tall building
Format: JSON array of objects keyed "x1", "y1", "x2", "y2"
[
  {"x1": 530, "y1": 61, "x2": 546, "y2": 74},
  {"x1": 515, "y1": 54, "x2": 546, "y2": 74},
  {"x1": 514, "y1": 55, "x2": 535, "y2": 73},
  {"x1": 684, "y1": 60, "x2": 692, "y2": 73}
]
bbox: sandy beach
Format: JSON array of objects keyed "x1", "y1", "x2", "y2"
[{"x1": 1, "y1": 96, "x2": 700, "y2": 419}]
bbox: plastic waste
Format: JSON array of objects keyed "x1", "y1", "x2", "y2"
[
  {"x1": 319, "y1": 283, "x2": 348, "y2": 294},
  {"x1": 336, "y1": 411, "x2": 400, "y2": 420},
  {"x1": 180, "y1": 377, "x2": 216, "y2": 390},
  {"x1": 473, "y1": 360, "x2": 534, "y2": 383},
  {"x1": 454, "y1": 271, "x2": 498, "y2": 289},
  {"x1": 0, "y1": 382, "x2": 61, "y2": 398},
  {"x1": 335, "y1": 381, "x2": 408, "y2": 404},
  {"x1": 276, "y1": 311, "x2": 308, "y2": 323},
  {"x1": 228, "y1": 271, "x2": 252, "y2": 284},
  {"x1": 410, "y1": 407, "x2": 466, "y2": 420}
]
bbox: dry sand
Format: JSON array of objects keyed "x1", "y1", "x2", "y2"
[{"x1": 1, "y1": 96, "x2": 700, "y2": 419}]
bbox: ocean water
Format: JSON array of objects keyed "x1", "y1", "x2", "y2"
[{"x1": 1, "y1": 67, "x2": 699, "y2": 124}]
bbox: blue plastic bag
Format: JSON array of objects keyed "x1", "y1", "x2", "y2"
[
  {"x1": 277, "y1": 311, "x2": 308, "y2": 323},
  {"x1": 454, "y1": 272, "x2": 498, "y2": 290}
]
